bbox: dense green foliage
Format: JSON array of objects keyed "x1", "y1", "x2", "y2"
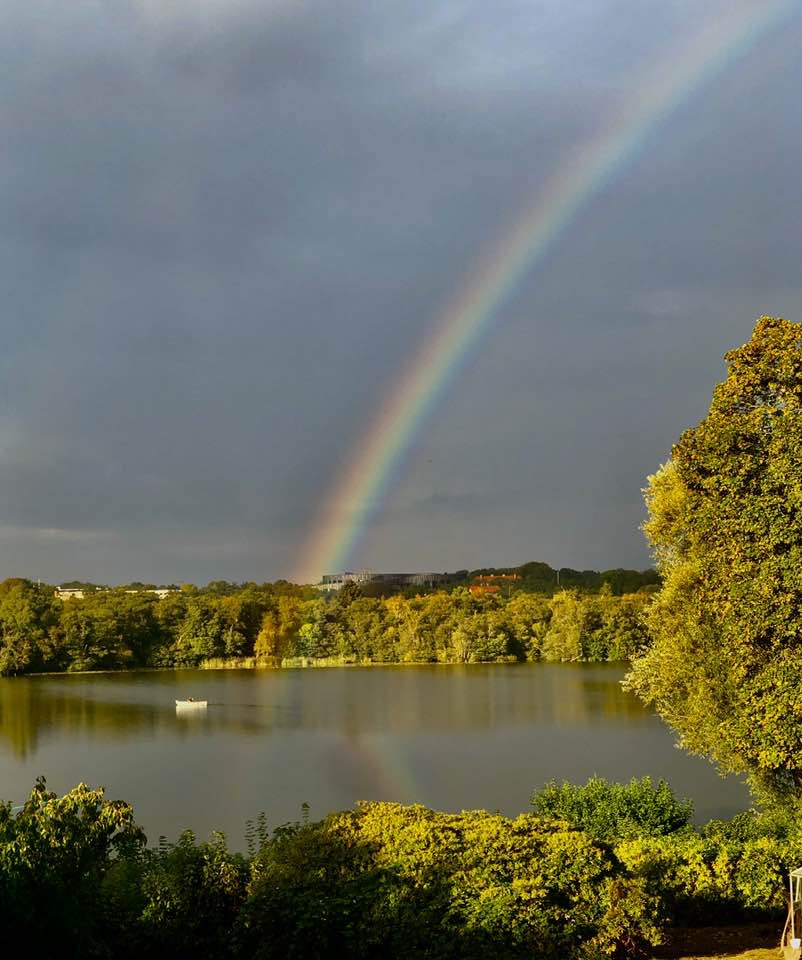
[
  {"x1": 530, "y1": 778, "x2": 802, "y2": 924},
  {"x1": 531, "y1": 776, "x2": 695, "y2": 841},
  {"x1": 469, "y1": 562, "x2": 660, "y2": 595},
  {"x1": 0, "y1": 780, "x2": 665, "y2": 960},
  {"x1": 240, "y1": 803, "x2": 661, "y2": 960},
  {"x1": 626, "y1": 317, "x2": 802, "y2": 803},
  {"x1": 0, "y1": 778, "x2": 143, "y2": 956},
  {"x1": 3, "y1": 777, "x2": 800, "y2": 959},
  {"x1": 0, "y1": 578, "x2": 652, "y2": 675}
]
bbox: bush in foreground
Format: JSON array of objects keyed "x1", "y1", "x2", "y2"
[
  {"x1": 531, "y1": 776, "x2": 695, "y2": 841},
  {"x1": 4, "y1": 778, "x2": 801, "y2": 959},
  {"x1": 0, "y1": 777, "x2": 143, "y2": 957},
  {"x1": 242, "y1": 803, "x2": 662, "y2": 959}
]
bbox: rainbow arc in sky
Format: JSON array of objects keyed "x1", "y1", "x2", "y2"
[{"x1": 292, "y1": 0, "x2": 797, "y2": 584}]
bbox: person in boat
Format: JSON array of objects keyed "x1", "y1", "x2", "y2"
[{"x1": 187, "y1": 696, "x2": 195, "y2": 702}]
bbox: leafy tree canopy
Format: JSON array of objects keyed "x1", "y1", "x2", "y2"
[{"x1": 626, "y1": 316, "x2": 802, "y2": 803}]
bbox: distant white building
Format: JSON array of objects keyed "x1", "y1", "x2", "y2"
[
  {"x1": 55, "y1": 586, "x2": 177, "y2": 601},
  {"x1": 55, "y1": 587, "x2": 86, "y2": 600},
  {"x1": 319, "y1": 571, "x2": 374, "y2": 592},
  {"x1": 318, "y1": 571, "x2": 451, "y2": 591},
  {"x1": 126, "y1": 588, "x2": 175, "y2": 599}
]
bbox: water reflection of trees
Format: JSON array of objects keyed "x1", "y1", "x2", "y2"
[
  {"x1": 0, "y1": 681, "x2": 273, "y2": 759},
  {"x1": 0, "y1": 681, "x2": 165, "y2": 758},
  {"x1": 0, "y1": 665, "x2": 653, "y2": 760}
]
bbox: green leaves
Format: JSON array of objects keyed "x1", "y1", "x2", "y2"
[
  {"x1": 0, "y1": 579, "x2": 653, "y2": 674},
  {"x1": 629, "y1": 316, "x2": 802, "y2": 802},
  {"x1": 0, "y1": 580, "x2": 60, "y2": 674},
  {"x1": 0, "y1": 778, "x2": 144, "y2": 955},
  {"x1": 530, "y1": 776, "x2": 694, "y2": 842},
  {"x1": 5, "y1": 777, "x2": 802, "y2": 958},
  {"x1": 242, "y1": 802, "x2": 663, "y2": 959}
]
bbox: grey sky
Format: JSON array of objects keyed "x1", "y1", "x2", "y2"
[{"x1": 2, "y1": 0, "x2": 801, "y2": 584}]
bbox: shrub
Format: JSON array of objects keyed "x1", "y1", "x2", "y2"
[
  {"x1": 531, "y1": 776, "x2": 694, "y2": 841},
  {"x1": 7, "y1": 778, "x2": 802, "y2": 958},
  {"x1": 0, "y1": 778, "x2": 144, "y2": 957},
  {"x1": 132, "y1": 831, "x2": 248, "y2": 958},
  {"x1": 615, "y1": 829, "x2": 797, "y2": 923},
  {"x1": 241, "y1": 802, "x2": 663, "y2": 959}
]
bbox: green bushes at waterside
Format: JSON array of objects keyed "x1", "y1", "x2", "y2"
[
  {"x1": 0, "y1": 578, "x2": 652, "y2": 676},
  {"x1": 240, "y1": 804, "x2": 662, "y2": 960},
  {"x1": 0, "y1": 778, "x2": 144, "y2": 956},
  {"x1": 531, "y1": 776, "x2": 695, "y2": 841},
  {"x1": 532, "y1": 778, "x2": 798, "y2": 924},
  {"x1": 1, "y1": 780, "x2": 664, "y2": 960},
  {"x1": 1, "y1": 777, "x2": 798, "y2": 959}
]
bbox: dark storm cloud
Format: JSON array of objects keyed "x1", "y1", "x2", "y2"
[{"x1": 2, "y1": 0, "x2": 801, "y2": 582}]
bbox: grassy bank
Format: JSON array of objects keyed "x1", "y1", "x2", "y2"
[
  {"x1": 198, "y1": 654, "x2": 525, "y2": 670},
  {"x1": 652, "y1": 923, "x2": 779, "y2": 958},
  {"x1": 198, "y1": 656, "x2": 270, "y2": 669}
]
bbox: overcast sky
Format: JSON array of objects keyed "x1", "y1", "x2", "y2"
[{"x1": 2, "y1": 0, "x2": 801, "y2": 584}]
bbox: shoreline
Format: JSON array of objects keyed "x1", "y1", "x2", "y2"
[{"x1": 8, "y1": 655, "x2": 629, "y2": 679}]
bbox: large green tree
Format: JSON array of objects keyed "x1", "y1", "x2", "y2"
[
  {"x1": 0, "y1": 580, "x2": 59, "y2": 674},
  {"x1": 626, "y1": 316, "x2": 802, "y2": 802}
]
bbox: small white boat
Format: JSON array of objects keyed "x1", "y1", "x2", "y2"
[{"x1": 175, "y1": 698, "x2": 207, "y2": 708}]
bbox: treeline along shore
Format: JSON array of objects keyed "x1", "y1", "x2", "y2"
[{"x1": 0, "y1": 563, "x2": 657, "y2": 676}]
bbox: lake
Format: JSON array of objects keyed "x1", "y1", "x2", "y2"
[{"x1": 0, "y1": 663, "x2": 750, "y2": 846}]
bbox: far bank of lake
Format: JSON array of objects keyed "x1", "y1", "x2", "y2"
[{"x1": 0, "y1": 662, "x2": 749, "y2": 846}]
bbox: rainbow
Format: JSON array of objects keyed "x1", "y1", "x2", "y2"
[
  {"x1": 342, "y1": 732, "x2": 422, "y2": 804},
  {"x1": 292, "y1": 0, "x2": 797, "y2": 584}
]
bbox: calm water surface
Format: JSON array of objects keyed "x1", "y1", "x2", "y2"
[{"x1": 0, "y1": 663, "x2": 750, "y2": 846}]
